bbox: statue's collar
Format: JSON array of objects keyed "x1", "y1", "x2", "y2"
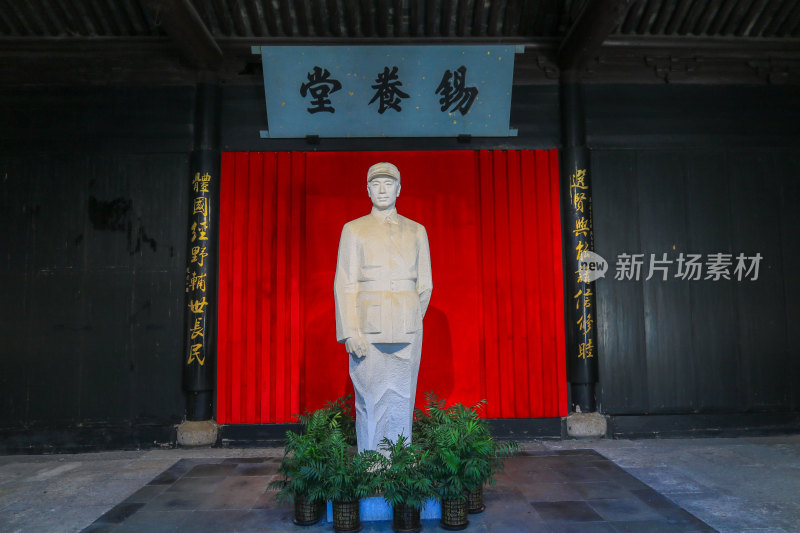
[{"x1": 370, "y1": 207, "x2": 399, "y2": 224}]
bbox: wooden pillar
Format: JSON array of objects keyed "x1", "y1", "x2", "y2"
[
  {"x1": 560, "y1": 74, "x2": 598, "y2": 413},
  {"x1": 183, "y1": 83, "x2": 221, "y2": 421}
]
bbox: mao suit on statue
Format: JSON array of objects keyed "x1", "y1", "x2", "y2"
[{"x1": 334, "y1": 207, "x2": 432, "y2": 452}]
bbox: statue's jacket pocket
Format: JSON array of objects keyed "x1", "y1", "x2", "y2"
[
  {"x1": 357, "y1": 292, "x2": 382, "y2": 334},
  {"x1": 357, "y1": 290, "x2": 421, "y2": 343}
]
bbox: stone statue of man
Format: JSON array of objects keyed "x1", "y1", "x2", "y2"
[{"x1": 334, "y1": 162, "x2": 432, "y2": 452}]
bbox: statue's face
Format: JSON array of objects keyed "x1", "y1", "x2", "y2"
[{"x1": 367, "y1": 177, "x2": 401, "y2": 211}]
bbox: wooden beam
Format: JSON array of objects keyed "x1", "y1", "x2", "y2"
[
  {"x1": 558, "y1": 0, "x2": 634, "y2": 72},
  {"x1": 344, "y1": 0, "x2": 359, "y2": 37},
  {"x1": 211, "y1": 0, "x2": 232, "y2": 36},
  {"x1": 441, "y1": 0, "x2": 453, "y2": 36},
  {"x1": 456, "y1": 0, "x2": 469, "y2": 36},
  {"x1": 502, "y1": 0, "x2": 519, "y2": 37},
  {"x1": 312, "y1": 0, "x2": 326, "y2": 36},
  {"x1": 250, "y1": 0, "x2": 272, "y2": 36},
  {"x1": 245, "y1": 0, "x2": 267, "y2": 36},
  {"x1": 410, "y1": 0, "x2": 420, "y2": 36},
  {"x1": 279, "y1": 0, "x2": 295, "y2": 35},
  {"x1": 327, "y1": 0, "x2": 343, "y2": 36},
  {"x1": 145, "y1": 0, "x2": 223, "y2": 69},
  {"x1": 259, "y1": 0, "x2": 280, "y2": 36},
  {"x1": 361, "y1": 0, "x2": 375, "y2": 36},
  {"x1": 472, "y1": 0, "x2": 485, "y2": 36},
  {"x1": 294, "y1": 0, "x2": 310, "y2": 36},
  {"x1": 376, "y1": 0, "x2": 388, "y2": 36},
  {"x1": 762, "y1": 0, "x2": 796, "y2": 37},
  {"x1": 487, "y1": 0, "x2": 503, "y2": 37},
  {"x1": 665, "y1": 0, "x2": 694, "y2": 35},
  {"x1": 426, "y1": 0, "x2": 437, "y2": 36},
  {"x1": 691, "y1": 0, "x2": 721, "y2": 36},
  {"x1": 393, "y1": 0, "x2": 403, "y2": 36}
]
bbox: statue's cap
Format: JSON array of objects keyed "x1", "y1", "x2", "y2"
[{"x1": 367, "y1": 162, "x2": 400, "y2": 182}]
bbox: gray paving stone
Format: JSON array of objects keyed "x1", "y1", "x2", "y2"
[
  {"x1": 164, "y1": 475, "x2": 226, "y2": 493},
  {"x1": 121, "y1": 484, "x2": 169, "y2": 504},
  {"x1": 200, "y1": 476, "x2": 272, "y2": 510},
  {"x1": 530, "y1": 500, "x2": 604, "y2": 522},
  {"x1": 175, "y1": 509, "x2": 250, "y2": 532},
  {"x1": 8, "y1": 436, "x2": 800, "y2": 532},
  {"x1": 113, "y1": 510, "x2": 193, "y2": 533},
  {"x1": 587, "y1": 497, "x2": 664, "y2": 522},
  {"x1": 232, "y1": 463, "x2": 278, "y2": 476},
  {"x1": 183, "y1": 463, "x2": 239, "y2": 477},
  {"x1": 145, "y1": 491, "x2": 210, "y2": 512}
]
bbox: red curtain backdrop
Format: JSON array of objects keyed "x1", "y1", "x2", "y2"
[{"x1": 217, "y1": 150, "x2": 566, "y2": 423}]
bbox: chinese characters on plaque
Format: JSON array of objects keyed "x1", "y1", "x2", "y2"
[
  {"x1": 368, "y1": 66, "x2": 410, "y2": 113},
  {"x1": 299, "y1": 64, "x2": 478, "y2": 116},
  {"x1": 300, "y1": 66, "x2": 342, "y2": 114},
  {"x1": 257, "y1": 45, "x2": 519, "y2": 138},
  {"x1": 569, "y1": 167, "x2": 596, "y2": 361},
  {"x1": 186, "y1": 171, "x2": 212, "y2": 367}
]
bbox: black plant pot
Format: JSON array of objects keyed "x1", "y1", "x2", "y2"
[
  {"x1": 293, "y1": 496, "x2": 323, "y2": 526},
  {"x1": 393, "y1": 503, "x2": 422, "y2": 532},
  {"x1": 333, "y1": 499, "x2": 361, "y2": 532},
  {"x1": 440, "y1": 498, "x2": 469, "y2": 530},
  {"x1": 467, "y1": 486, "x2": 485, "y2": 514}
]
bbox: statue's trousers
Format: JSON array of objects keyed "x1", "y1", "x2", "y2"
[{"x1": 348, "y1": 332, "x2": 423, "y2": 452}]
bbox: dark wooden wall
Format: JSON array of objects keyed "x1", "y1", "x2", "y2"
[
  {"x1": 587, "y1": 84, "x2": 800, "y2": 419},
  {"x1": 0, "y1": 86, "x2": 194, "y2": 451}
]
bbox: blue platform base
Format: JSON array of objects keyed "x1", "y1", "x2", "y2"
[{"x1": 325, "y1": 497, "x2": 440, "y2": 522}]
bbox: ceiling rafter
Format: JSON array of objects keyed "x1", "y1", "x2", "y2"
[
  {"x1": 559, "y1": 0, "x2": 635, "y2": 73},
  {"x1": 144, "y1": 0, "x2": 223, "y2": 69},
  {"x1": 2, "y1": 0, "x2": 800, "y2": 85}
]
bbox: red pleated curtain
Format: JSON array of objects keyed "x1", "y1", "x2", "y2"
[{"x1": 217, "y1": 150, "x2": 566, "y2": 424}]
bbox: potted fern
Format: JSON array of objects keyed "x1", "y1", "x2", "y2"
[
  {"x1": 459, "y1": 401, "x2": 518, "y2": 513},
  {"x1": 378, "y1": 435, "x2": 436, "y2": 533},
  {"x1": 269, "y1": 407, "x2": 339, "y2": 525},
  {"x1": 322, "y1": 427, "x2": 383, "y2": 533},
  {"x1": 269, "y1": 396, "x2": 356, "y2": 526},
  {"x1": 416, "y1": 393, "x2": 518, "y2": 529}
]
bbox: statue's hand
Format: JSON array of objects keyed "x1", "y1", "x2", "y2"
[{"x1": 345, "y1": 336, "x2": 367, "y2": 358}]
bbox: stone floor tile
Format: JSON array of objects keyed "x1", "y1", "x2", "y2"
[
  {"x1": 735, "y1": 529, "x2": 791, "y2": 533},
  {"x1": 587, "y1": 497, "x2": 664, "y2": 522},
  {"x1": 469, "y1": 503, "x2": 549, "y2": 532},
  {"x1": 555, "y1": 465, "x2": 608, "y2": 482},
  {"x1": 233, "y1": 463, "x2": 279, "y2": 476},
  {"x1": 5, "y1": 445, "x2": 737, "y2": 532},
  {"x1": 518, "y1": 481, "x2": 585, "y2": 502},
  {"x1": 252, "y1": 489, "x2": 286, "y2": 509},
  {"x1": 546, "y1": 522, "x2": 618, "y2": 533},
  {"x1": 222, "y1": 457, "x2": 269, "y2": 464},
  {"x1": 183, "y1": 463, "x2": 239, "y2": 477},
  {"x1": 121, "y1": 483, "x2": 168, "y2": 504},
  {"x1": 164, "y1": 475, "x2": 226, "y2": 493},
  {"x1": 501, "y1": 466, "x2": 571, "y2": 484},
  {"x1": 234, "y1": 508, "x2": 299, "y2": 532},
  {"x1": 146, "y1": 469, "x2": 182, "y2": 486},
  {"x1": 80, "y1": 523, "x2": 119, "y2": 532},
  {"x1": 611, "y1": 520, "x2": 714, "y2": 532},
  {"x1": 93, "y1": 502, "x2": 145, "y2": 524},
  {"x1": 177, "y1": 509, "x2": 251, "y2": 532},
  {"x1": 112, "y1": 510, "x2": 193, "y2": 533},
  {"x1": 531, "y1": 500, "x2": 605, "y2": 522},
  {"x1": 144, "y1": 491, "x2": 210, "y2": 512},
  {"x1": 567, "y1": 480, "x2": 636, "y2": 500},
  {"x1": 200, "y1": 476, "x2": 272, "y2": 510},
  {"x1": 625, "y1": 466, "x2": 708, "y2": 494}
]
